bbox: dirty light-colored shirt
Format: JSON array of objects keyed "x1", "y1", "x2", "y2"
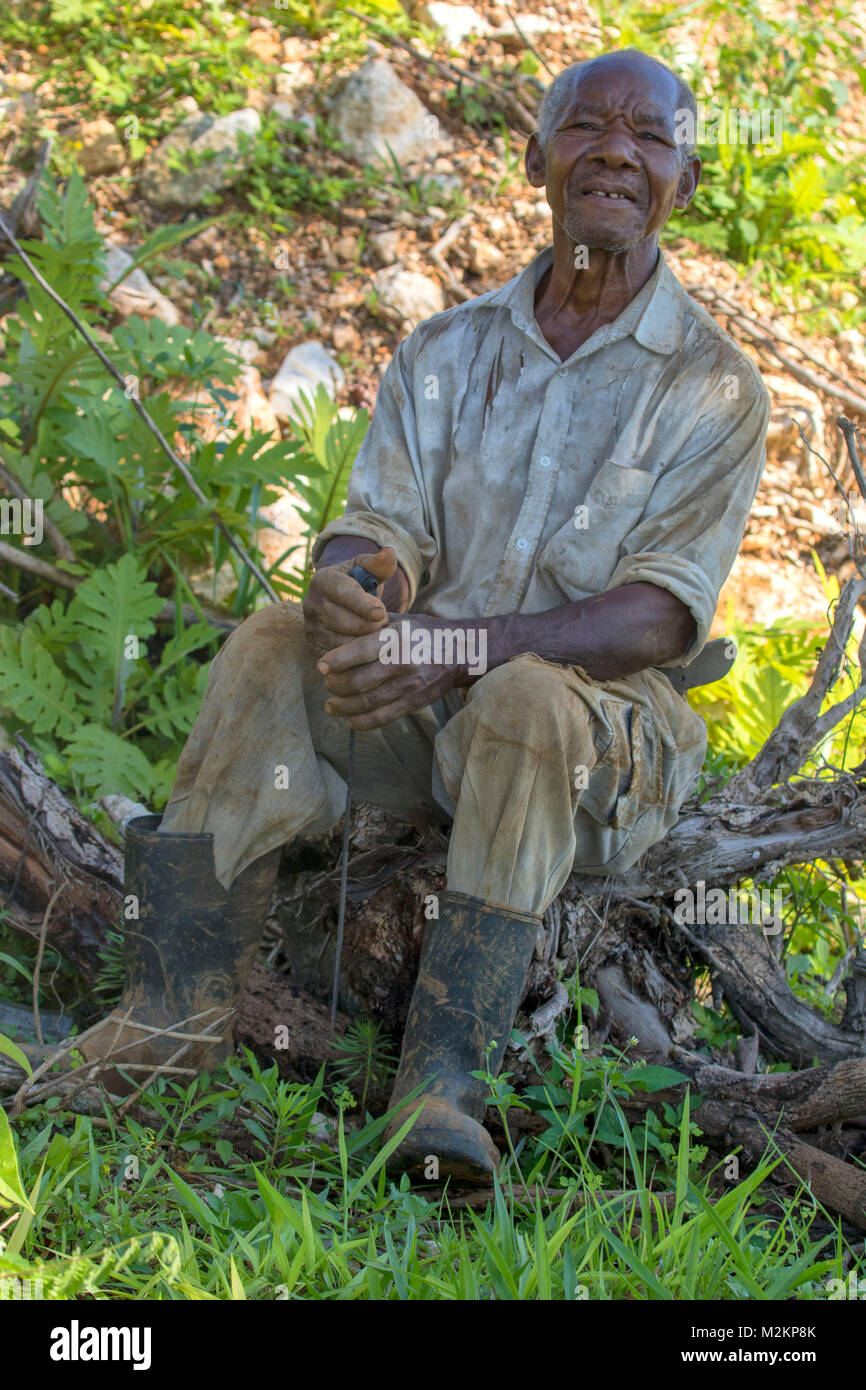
[{"x1": 313, "y1": 245, "x2": 770, "y2": 666}]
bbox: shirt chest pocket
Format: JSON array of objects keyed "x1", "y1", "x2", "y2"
[{"x1": 536, "y1": 459, "x2": 656, "y2": 598}]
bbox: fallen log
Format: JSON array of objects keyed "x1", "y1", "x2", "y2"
[{"x1": 1, "y1": 559, "x2": 866, "y2": 1226}]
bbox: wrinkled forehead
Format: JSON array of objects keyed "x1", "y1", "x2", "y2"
[{"x1": 559, "y1": 59, "x2": 680, "y2": 128}]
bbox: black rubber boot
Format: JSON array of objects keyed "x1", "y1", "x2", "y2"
[
  {"x1": 384, "y1": 890, "x2": 539, "y2": 1186},
  {"x1": 77, "y1": 815, "x2": 280, "y2": 1094}
]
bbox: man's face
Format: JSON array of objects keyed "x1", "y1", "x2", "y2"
[{"x1": 528, "y1": 56, "x2": 700, "y2": 255}]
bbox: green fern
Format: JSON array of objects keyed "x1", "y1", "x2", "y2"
[
  {"x1": 63, "y1": 723, "x2": 157, "y2": 799},
  {"x1": 67, "y1": 554, "x2": 163, "y2": 726},
  {"x1": 128, "y1": 666, "x2": 209, "y2": 739},
  {"x1": 0, "y1": 627, "x2": 79, "y2": 738}
]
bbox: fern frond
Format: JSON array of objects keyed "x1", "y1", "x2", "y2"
[
  {"x1": 64, "y1": 723, "x2": 156, "y2": 799},
  {"x1": 0, "y1": 627, "x2": 79, "y2": 738},
  {"x1": 129, "y1": 666, "x2": 209, "y2": 739},
  {"x1": 67, "y1": 554, "x2": 163, "y2": 719}
]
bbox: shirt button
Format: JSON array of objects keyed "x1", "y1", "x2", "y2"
[
  {"x1": 558, "y1": 368, "x2": 568, "y2": 378},
  {"x1": 539, "y1": 455, "x2": 551, "y2": 468},
  {"x1": 516, "y1": 537, "x2": 529, "y2": 551}
]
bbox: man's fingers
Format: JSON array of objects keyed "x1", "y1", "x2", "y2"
[
  {"x1": 323, "y1": 659, "x2": 393, "y2": 698},
  {"x1": 315, "y1": 566, "x2": 386, "y2": 621},
  {"x1": 325, "y1": 675, "x2": 407, "y2": 720},
  {"x1": 315, "y1": 595, "x2": 386, "y2": 637},
  {"x1": 318, "y1": 630, "x2": 384, "y2": 675}
]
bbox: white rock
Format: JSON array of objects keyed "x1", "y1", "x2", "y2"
[
  {"x1": 227, "y1": 364, "x2": 280, "y2": 439},
  {"x1": 838, "y1": 329, "x2": 866, "y2": 375},
  {"x1": 275, "y1": 62, "x2": 313, "y2": 99},
  {"x1": 427, "y1": 3, "x2": 492, "y2": 44},
  {"x1": 216, "y1": 336, "x2": 261, "y2": 365},
  {"x1": 100, "y1": 245, "x2": 181, "y2": 326},
  {"x1": 493, "y1": 11, "x2": 556, "y2": 38},
  {"x1": 270, "y1": 100, "x2": 297, "y2": 123},
  {"x1": 470, "y1": 238, "x2": 505, "y2": 274},
  {"x1": 75, "y1": 117, "x2": 125, "y2": 176},
  {"x1": 419, "y1": 169, "x2": 462, "y2": 199},
  {"x1": 329, "y1": 58, "x2": 450, "y2": 168},
  {"x1": 140, "y1": 108, "x2": 261, "y2": 210},
  {"x1": 373, "y1": 265, "x2": 446, "y2": 329},
  {"x1": 268, "y1": 340, "x2": 346, "y2": 418},
  {"x1": 369, "y1": 229, "x2": 401, "y2": 265},
  {"x1": 250, "y1": 325, "x2": 278, "y2": 349}
]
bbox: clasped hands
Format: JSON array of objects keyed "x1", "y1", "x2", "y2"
[{"x1": 302, "y1": 546, "x2": 467, "y2": 731}]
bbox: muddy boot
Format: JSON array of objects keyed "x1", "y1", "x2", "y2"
[
  {"x1": 75, "y1": 815, "x2": 280, "y2": 1095},
  {"x1": 384, "y1": 890, "x2": 539, "y2": 1186}
]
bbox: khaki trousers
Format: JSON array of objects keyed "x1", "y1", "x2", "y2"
[{"x1": 160, "y1": 602, "x2": 708, "y2": 916}]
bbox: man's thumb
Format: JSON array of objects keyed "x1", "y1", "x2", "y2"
[{"x1": 357, "y1": 547, "x2": 398, "y2": 583}]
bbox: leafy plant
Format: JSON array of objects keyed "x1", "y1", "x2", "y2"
[
  {"x1": 280, "y1": 384, "x2": 370, "y2": 595},
  {"x1": 0, "y1": 171, "x2": 369, "y2": 806},
  {"x1": 331, "y1": 1016, "x2": 398, "y2": 1108}
]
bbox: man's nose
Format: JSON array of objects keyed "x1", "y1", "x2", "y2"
[{"x1": 587, "y1": 133, "x2": 640, "y2": 169}]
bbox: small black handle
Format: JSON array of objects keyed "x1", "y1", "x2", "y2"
[{"x1": 347, "y1": 565, "x2": 380, "y2": 594}]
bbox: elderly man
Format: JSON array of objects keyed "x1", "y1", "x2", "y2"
[{"x1": 82, "y1": 48, "x2": 769, "y2": 1184}]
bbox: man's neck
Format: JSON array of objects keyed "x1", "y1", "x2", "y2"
[{"x1": 533, "y1": 231, "x2": 660, "y2": 361}]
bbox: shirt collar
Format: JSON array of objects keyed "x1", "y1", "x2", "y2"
[{"x1": 473, "y1": 243, "x2": 684, "y2": 357}]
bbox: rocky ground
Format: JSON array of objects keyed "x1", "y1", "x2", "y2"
[{"x1": 1, "y1": 0, "x2": 865, "y2": 637}]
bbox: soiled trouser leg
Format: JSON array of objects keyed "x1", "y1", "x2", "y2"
[
  {"x1": 161, "y1": 605, "x2": 707, "y2": 910},
  {"x1": 160, "y1": 602, "x2": 442, "y2": 889},
  {"x1": 433, "y1": 653, "x2": 708, "y2": 917}
]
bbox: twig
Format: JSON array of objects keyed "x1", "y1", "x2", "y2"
[
  {"x1": 9, "y1": 1012, "x2": 119, "y2": 1114},
  {"x1": 503, "y1": 4, "x2": 556, "y2": 76},
  {"x1": 0, "y1": 538, "x2": 77, "y2": 590},
  {"x1": 688, "y1": 285, "x2": 866, "y2": 416},
  {"x1": 0, "y1": 537, "x2": 239, "y2": 629},
  {"x1": 31, "y1": 880, "x2": 68, "y2": 1045},
  {"x1": 725, "y1": 575, "x2": 866, "y2": 795},
  {"x1": 6, "y1": 138, "x2": 52, "y2": 239},
  {"x1": 525, "y1": 981, "x2": 570, "y2": 1039},
  {"x1": 344, "y1": 7, "x2": 538, "y2": 132},
  {"x1": 0, "y1": 457, "x2": 76, "y2": 562},
  {"x1": 839, "y1": 415, "x2": 866, "y2": 502},
  {"x1": 0, "y1": 215, "x2": 279, "y2": 604},
  {"x1": 428, "y1": 214, "x2": 472, "y2": 302},
  {"x1": 115, "y1": 1009, "x2": 232, "y2": 1117},
  {"x1": 8, "y1": 1005, "x2": 232, "y2": 1114},
  {"x1": 690, "y1": 285, "x2": 866, "y2": 402}
]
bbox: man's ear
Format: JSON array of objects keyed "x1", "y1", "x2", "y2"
[
  {"x1": 674, "y1": 154, "x2": 702, "y2": 210},
  {"x1": 525, "y1": 132, "x2": 547, "y2": 189}
]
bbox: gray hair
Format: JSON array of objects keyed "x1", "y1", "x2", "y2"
[{"x1": 536, "y1": 50, "x2": 698, "y2": 162}]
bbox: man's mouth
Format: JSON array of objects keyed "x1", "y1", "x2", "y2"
[{"x1": 580, "y1": 187, "x2": 637, "y2": 204}]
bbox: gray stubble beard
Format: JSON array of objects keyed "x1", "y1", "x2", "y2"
[{"x1": 560, "y1": 205, "x2": 644, "y2": 256}]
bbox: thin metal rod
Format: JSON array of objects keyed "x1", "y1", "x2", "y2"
[
  {"x1": 0, "y1": 213, "x2": 279, "y2": 604},
  {"x1": 331, "y1": 729, "x2": 355, "y2": 1032}
]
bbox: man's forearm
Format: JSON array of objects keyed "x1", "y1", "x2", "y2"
[
  {"x1": 465, "y1": 583, "x2": 697, "y2": 683},
  {"x1": 315, "y1": 536, "x2": 410, "y2": 612},
  {"x1": 316, "y1": 581, "x2": 698, "y2": 730}
]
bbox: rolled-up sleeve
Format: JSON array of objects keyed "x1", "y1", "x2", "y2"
[
  {"x1": 311, "y1": 340, "x2": 437, "y2": 606},
  {"x1": 605, "y1": 371, "x2": 770, "y2": 665}
]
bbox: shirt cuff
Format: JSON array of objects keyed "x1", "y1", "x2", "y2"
[
  {"x1": 605, "y1": 551, "x2": 715, "y2": 666},
  {"x1": 311, "y1": 511, "x2": 424, "y2": 607}
]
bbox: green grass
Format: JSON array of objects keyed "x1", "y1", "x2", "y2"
[{"x1": 0, "y1": 1046, "x2": 859, "y2": 1301}]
